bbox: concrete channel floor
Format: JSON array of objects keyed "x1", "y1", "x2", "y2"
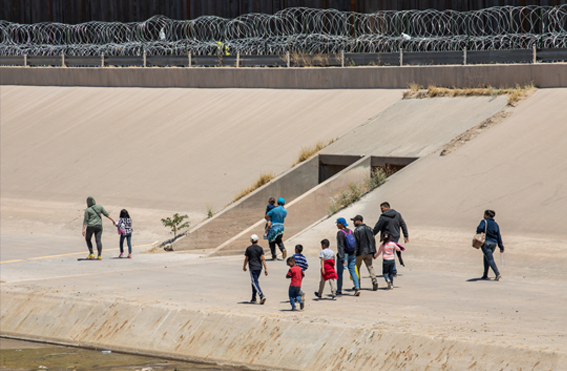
[{"x1": 1, "y1": 236, "x2": 566, "y2": 364}]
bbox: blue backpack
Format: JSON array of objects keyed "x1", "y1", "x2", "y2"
[{"x1": 341, "y1": 229, "x2": 356, "y2": 253}]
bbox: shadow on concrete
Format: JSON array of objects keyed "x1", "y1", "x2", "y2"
[{"x1": 466, "y1": 277, "x2": 491, "y2": 282}]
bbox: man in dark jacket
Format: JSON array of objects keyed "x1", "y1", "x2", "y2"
[
  {"x1": 373, "y1": 202, "x2": 409, "y2": 275},
  {"x1": 352, "y1": 215, "x2": 378, "y2": 291}
]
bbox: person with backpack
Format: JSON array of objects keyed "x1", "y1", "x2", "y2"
[
  {"x1": 352, "y1": 215, "x2": 379, "y2": 291},
  {"x1": 82, "y1": 196, "x2": 116, "y2": 260},
  {"x1": 115, "y1": 209, "x2": 133, "y2": 258},
  {"x1": 335, "y1": 217, "x2": 360, "y2": 296}
]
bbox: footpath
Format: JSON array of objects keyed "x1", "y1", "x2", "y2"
[{"x1": 1, "y1": 236, "x2": 565, "y2": 370}]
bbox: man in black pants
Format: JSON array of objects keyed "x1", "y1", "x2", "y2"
[
  {"x1": 372, "y1": 202, "x2": 409, "y2": 275},
  {"x1": 82, "y1": 196, "x2": 116, "y2": 260}
]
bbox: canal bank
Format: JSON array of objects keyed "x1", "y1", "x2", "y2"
[{"x1": 1, "y1": 245, "x2": 566, "y2": 371}]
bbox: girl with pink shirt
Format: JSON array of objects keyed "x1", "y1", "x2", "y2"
[{"x1": 374, "y1": 232, "x2": 401, "y2": 290}]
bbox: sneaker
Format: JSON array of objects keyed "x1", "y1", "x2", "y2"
[
  {"x1": 387, "y1": 280, "x2": 392, "y2": 290},
  {"x1": 336, "y1": 291, "x2": 342, "y2": 295},
  {"x1": 481, "y1": 276, "x2": 489, "y2": 280},
  {"x1": 260, "y1": 296, "x2": 267, "y2": 305},
  {"x1": 314, "y1": 292, "x2": 321, "y2": 299},
  {"x1": 390, "y1": 283, "x2": 395, "y2": 290},
  {"x1": 127, "y1": 254, "x2": 132, "y2": 259},
  {"x1": 282, "y1": 249, "x2": 287, "y2": 259},
  {"x1": 118, "y1": 253, "x2": 123, "y2": 258},
  {"x1": 292, "y1": 308, "x2": 299, "y2": 311},
  {"x1": 271, "y1": 257, "x2": 277, "y2": 261},
  {"x1": 250, "y1": 299, "x2": 258, "y2": 304},
  {"x1": 495, "y1": 274, "x2": 502, "y2": 281},
  {"x1": 354, "y1": 289, "x2": 361, "y2": 296},
  {"x1": 372, "y1": 281, "x2": 379, "y2": 291},
  {"x1": 86, "y1": 254, "x2": 95, "y2": 260},
  {"x1": 97, "y1": 256, "x2": 102, "y2": 260},
  {"x1": 332, "y1": 296, "x2": 337, "y2": 300},
  {"x1": 393, "y1": 273, "x2": 398, "y2": 277},
  {"x1": 300, "y1": 301, "x2": 305, "y2": 310}
]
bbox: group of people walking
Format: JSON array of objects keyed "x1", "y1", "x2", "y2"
[
  {"x1": 82, "y1": 196, "x2": 134, "y2": 260},
  {"x1": 244, "y1": 199, "x2": 411, "y2": 310},
  {"x1": 82, "y1": 194, "x2": 505, "y2": 310}
]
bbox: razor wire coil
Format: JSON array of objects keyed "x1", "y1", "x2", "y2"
[{"x1": 1, "y1": 6, "x2": 566, "y2": 56}]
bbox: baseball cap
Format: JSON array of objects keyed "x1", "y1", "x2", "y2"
[
  {"x1": 335, "y1": 217, "x2": 348, "y2": 226},
  {"x1": 351, "y1": 215, "x2": 363, "y2": 222},
  {"x1": 278, "y1": 197, "x2": 285, "y2": 205},
  {"x1": 250, "y1": 234, "x2": 259, "y2": 242}
]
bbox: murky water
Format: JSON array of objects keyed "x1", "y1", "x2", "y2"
[{"x1": 0, "y1": 338, "x2": 240, "y2": 371}]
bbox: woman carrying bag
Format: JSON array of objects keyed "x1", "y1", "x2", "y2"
[{"x1": 476, "y1": 210, "x2": 505, "y2": 281}]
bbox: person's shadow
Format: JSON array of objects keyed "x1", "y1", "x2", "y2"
[
  {"x1": 467, "y1": 277, "x2": 490, "y2": 282},
  {"x1": 236, "y1": 301, "x2": 259, "y2": 305}
]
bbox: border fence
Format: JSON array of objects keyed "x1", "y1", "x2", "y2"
[
  {"x1": 1, "y1": 6, "x2": 567, "y2": 67},
  {"x1": 1, "y1": 47, "x2": 567, "y2": 67}
]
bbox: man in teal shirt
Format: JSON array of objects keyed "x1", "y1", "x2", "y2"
[
  {"x1": 265, "y1": 197, "x2": 288, "y2": 260},
  {"x1": 83, "y1": 196, "x2": 115, "y2": 260}
]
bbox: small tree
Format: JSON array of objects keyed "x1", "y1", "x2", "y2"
[{"x1": 161, "y1": 213, "x2": 190, "y2": 237}]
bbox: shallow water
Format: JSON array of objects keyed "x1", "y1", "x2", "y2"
[{"x1": 0, "y1": 338, "x2": 240, "y2": 371}]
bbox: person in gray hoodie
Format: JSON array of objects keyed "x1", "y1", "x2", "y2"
[
  {"x1": 82, "y1": 196, "x2": 115, "y2": 260},
  {"x1": 372, "y1": 202, "x2": 409, "y2": 275}
]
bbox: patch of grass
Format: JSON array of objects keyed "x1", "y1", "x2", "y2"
[
  {"x1": 232, "y1": 172, "x2": 275, "y2": 203},
  {"x1": 409, "y1": 82, "x2": 423, "y2": 91},
  {"x1": 205, "y1": 202, "x2": 215, "y2": 218},
  {"x1": 293, "y1": 138, "x2": 337, "y2": 167},
  {"x1": 403, "y1": 84, "x2": 535, "y2": 105},
  {"x1": 327, "y1": 168, "x2": 386, "y2": 216}
]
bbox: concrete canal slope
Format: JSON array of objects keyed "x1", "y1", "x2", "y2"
[
  {"x1": 0, "y1": 86, "x2": 401, "y2": 244},
  {"x1": 175, "y1": 95, "x2": 508, "y2": 254},
  {"x1": 288, "y1": 88, "x2": 567, "y2": 284},
  {"x1": 1, "y1": 245, "x2": 565, "y2": 371}
]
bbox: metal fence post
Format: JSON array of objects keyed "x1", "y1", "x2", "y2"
[
  {"x1": 236, "y1": 51, "x2": 240, "y2": 68},
  {"x1": 463, "y1": 47, "x2": 467, "y2": 65},
  {"x1": 143, "y1": 50, "x2": 147, "y2": 67},
  {"x1": 400, "y1": 49, "x2": 403, "y2": 66},
  {"x1": 286, "y1": 51, "x2": 290, "y2": 67},
  {"x1": 188, "y1": 52, "x2": 192, "y2": 67},
  {"x1": 101, "y1": 53, "x2": 104, "y2": 67},
  {"x1": 341, "y1": 50, "x2": 345, "y2": 67},
  {"x1": 61, "y1": 53, "x2": 65, "y2": 67},
  {"x1": 24, "y1": 54, "x2": 27, "y2": 67},
  {"x1": 532, "y1": 45, "x2": 537, "y2": 64}
]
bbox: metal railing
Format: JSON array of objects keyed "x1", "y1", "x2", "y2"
[{"x1": 1, "y1": 47, "x2": 566, "y2": 68}]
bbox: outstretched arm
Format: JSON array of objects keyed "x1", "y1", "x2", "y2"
[{"x1": 373, "y1": 216, "x2": 385, "y2": 236}]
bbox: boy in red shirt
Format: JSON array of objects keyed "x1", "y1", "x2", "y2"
[{"x1": 286, "y1": 257, "x2": 305, "y2": 311}]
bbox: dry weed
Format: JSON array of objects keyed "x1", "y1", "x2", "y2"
[
  {"x1": 404, "y1": 84, "x2": 535, "y2": 105},
  {"x1": 293, "y1": 138, "x2": 337, "y2": 166},
  {"x1": 233, "y1": 172, "x2": 275, "y2": 202}
]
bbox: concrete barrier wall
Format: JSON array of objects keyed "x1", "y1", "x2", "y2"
[
  {"x1": 2, "y1": 64, "x2": 566, "y2": 89},
  {"x1": 208, "y1": 156, "x2": 371, "y2": 256},
  {"x1": 1, "y1": 289, "x2": 564, "y2": 371},
  {"x1": 176, "y1": 156, "x2": 319, "y2": 251}
]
